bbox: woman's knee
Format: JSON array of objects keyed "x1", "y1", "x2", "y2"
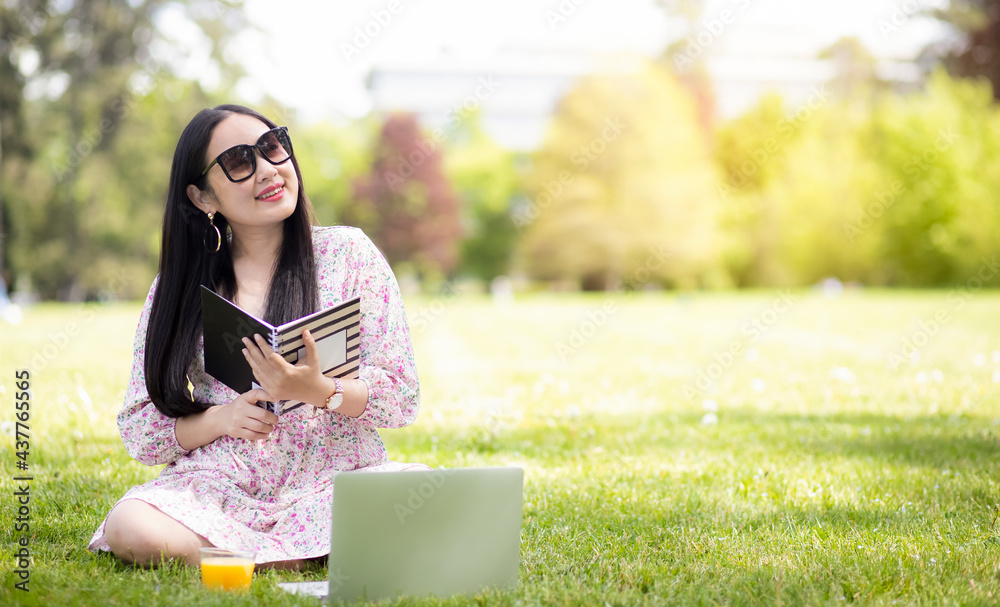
[
  {"x1": 104, "y1": 500, "x2": 202, "y2": 566},
  {"x1": 105, "y1": 501, "x2": 158, "y2": 562}
]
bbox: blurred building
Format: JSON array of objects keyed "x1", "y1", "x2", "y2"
[
  {"x1": 365, "y1": 25, "x2": 925, "y2": 151},
  {"x1": 365, "y1": 46, "x2": 636, "y2": 151}
]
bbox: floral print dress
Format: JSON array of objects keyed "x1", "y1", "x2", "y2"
[{"x1": 88, "y1": 226, "x2": 426, "y2": 563}]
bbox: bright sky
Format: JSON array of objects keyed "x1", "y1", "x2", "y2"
[{"x1": 222, "y1": 0, "x2": 951, "y2": 122}]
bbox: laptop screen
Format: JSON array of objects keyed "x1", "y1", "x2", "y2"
[{"x1": 328, "y1": 467, "x2": 524, "y2": 601}]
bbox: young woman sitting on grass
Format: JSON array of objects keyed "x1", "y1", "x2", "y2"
[{"x1": 88, "y1": 104, "x2": 426, "y2": 570}]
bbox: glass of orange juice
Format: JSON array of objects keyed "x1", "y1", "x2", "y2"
[{"x1": 199, "y1": 547, "x2": 256, "y2": 591}]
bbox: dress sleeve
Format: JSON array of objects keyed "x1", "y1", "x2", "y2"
[
  {"x1": 117, "y1": 275, "x2": 192, "y2": 466},
  {"x1": 349, "y1": 232, "x2": 421, "y2": 429}
]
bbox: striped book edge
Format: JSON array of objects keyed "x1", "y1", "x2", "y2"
[{"x1": 272, "y1": 299, "x2": 361, "y2": 414}]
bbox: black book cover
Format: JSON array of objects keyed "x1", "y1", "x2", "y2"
[{"x1": 200, "y1": 286, "x2": 361, "y2": 413}]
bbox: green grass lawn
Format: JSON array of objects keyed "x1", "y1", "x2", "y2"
[{"x1": 2, "y1": 288, "x2": 1000, "y2": 605}]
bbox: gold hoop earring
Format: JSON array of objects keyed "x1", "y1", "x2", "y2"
[{"x1": 204, "y1": 212, "x2": 221, "y2": 253}]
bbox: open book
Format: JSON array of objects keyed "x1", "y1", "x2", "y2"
[{"x1": 200, "y1": 286, "x2": 361, "y2": 414}]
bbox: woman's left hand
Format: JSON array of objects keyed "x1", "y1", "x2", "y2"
[{"x1": 242, "y1": 329, "x2": 328, "y2": 405}]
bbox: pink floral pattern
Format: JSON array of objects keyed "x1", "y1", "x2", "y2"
[{"x1": 89, "y1": 226, "x2": 425, "y2": 563}]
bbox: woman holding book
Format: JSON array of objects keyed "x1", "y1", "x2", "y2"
[{"x1": 87, "y1": 104, "x2": 425, "y2": 569}]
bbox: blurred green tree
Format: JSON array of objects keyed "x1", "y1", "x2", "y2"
[
  {"x1": 751, "y1": 100, "x2": 884, "y2": 286},
  {"x1": 713, "y1": 93, "x2": 793, "y2": 286},
  {"x1": 722, "y1": 70, "x2": 1000, "y2": 287},
  {"x1": 345, "y1": 113, "x2": 462, "y2": 281},
  {"x1": 518, "y1": 59, "x2": 722, "y2": 290},
  {"x1": 859, "y1": 70, "x2": 1000, "y2": 286},
  {"x1": 6, "y1": 78, "x2": 224, "y2": 300},
  {"x1": 293, "y1": 118, "x2": 375, "y2": 227},
  {"x1": 443, "y1": 112, "x2": 522, "y2": 285},
  {"x1": 0, "y1": 0, "x2": 249, "y2": 300}
]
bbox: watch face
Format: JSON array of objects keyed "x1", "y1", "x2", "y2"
[{"x1": 329, "y1": 393, "x2": 344, "y2": 410}]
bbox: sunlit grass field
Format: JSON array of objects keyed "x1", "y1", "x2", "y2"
[{"x1": 2, "y1": 288, "x2": 1000, "y2": 605}]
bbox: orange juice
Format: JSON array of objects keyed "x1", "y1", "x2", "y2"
[{"x1": 199, "y1": 549, "x2": 255, "y2": 590}]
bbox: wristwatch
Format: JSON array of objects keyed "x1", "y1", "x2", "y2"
[{"x1": 324, "y1": 378, "x2": 344, "y2": 410}]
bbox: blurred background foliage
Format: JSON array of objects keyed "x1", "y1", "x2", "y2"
[
  {"x1": 343, "y1": 113, "x2": 463, "y2": 282},
  {"x1": 3, "y1": 0, "x2": 1000, "y2": 300},
  {"x1": 517, "y1": 61, "x2": 720, "y2": 291}
]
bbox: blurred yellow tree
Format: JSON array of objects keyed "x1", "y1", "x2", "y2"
[
  {"x1": 517, "y1": 59, "x2": 721, "y2": 290},
  {"x1": 759, "y1": 102, "x2": 884, "y2": 285}
]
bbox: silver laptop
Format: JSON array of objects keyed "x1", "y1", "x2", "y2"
[{"x1": 280, "y1": 467, "x2": 523, "y2": 601}]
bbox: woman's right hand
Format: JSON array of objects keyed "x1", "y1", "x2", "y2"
[
  {"x1": 214, "y1": 389, "x2": 280, "y2": 441},
  {"x1": 175, "y1": 389, "x2": 279, "y2": 450}
]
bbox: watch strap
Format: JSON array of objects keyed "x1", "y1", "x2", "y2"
[{"x1": 324, "y1": 377, "x2": 344, "y2": 410}]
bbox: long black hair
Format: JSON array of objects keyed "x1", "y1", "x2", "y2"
[{"x1": 145, "y1": 104, "x2": 319, "y2": 417}]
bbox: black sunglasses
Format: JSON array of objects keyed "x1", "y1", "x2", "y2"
[{"x1": 199, "y1": 126, "x2": 293, "y2": 183}]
